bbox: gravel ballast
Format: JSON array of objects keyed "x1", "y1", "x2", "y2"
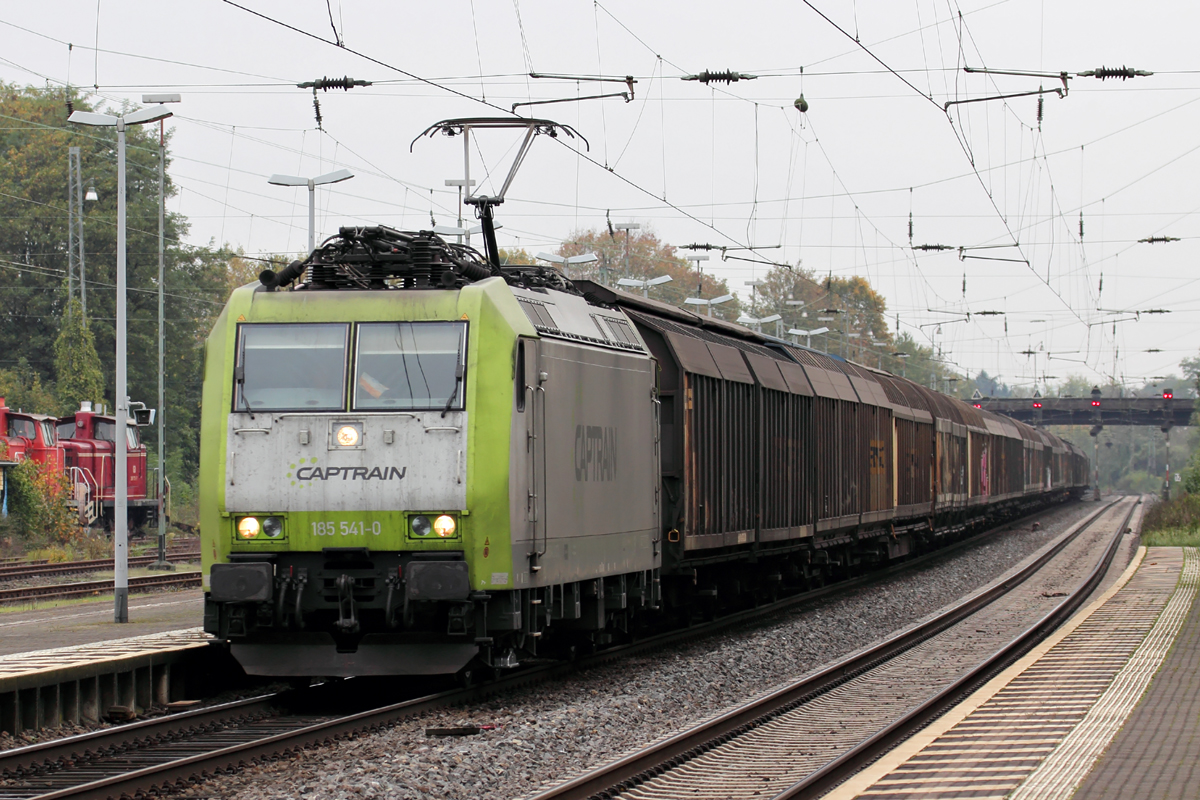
[{"x1": 182, "y1": 500, "x2": 1121, "y2": 800}]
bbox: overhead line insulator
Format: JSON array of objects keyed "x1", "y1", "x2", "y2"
[
  {"x1": 681, "y1": 70, "x2": 758, "y2": 84},
  {"x1": 1078, "y1": 66, "x2": 1153, "y2": 80},
  {"x1": 297, "y1": 76, "x2": 374, "y2": 91}
]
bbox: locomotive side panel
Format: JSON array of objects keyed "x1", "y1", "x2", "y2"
[{"x1": 520, "y1": 337, "x2": 659, "y2": 583}]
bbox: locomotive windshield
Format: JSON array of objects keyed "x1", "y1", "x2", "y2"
[
  {"x1": 353, "y1": 322, "x2": 467, "y2": 411},
  {"x1": 6, "y1": 418, "x2": 35, "y2": 439},
  {"x1": 235, "y1": 323, "x2": 349, "y2": 412}
]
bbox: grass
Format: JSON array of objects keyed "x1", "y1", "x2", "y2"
[
  {"x1": 1139, "y1": 493, "x2": 1200, "y2": 547},
  {"x1": 1140, "y1": 528, "x2": 1200, "y2": 548}
]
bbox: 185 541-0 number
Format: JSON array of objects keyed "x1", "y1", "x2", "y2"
[{"x1": 311, "y1": 520, "x2": 382, "y2": 536}]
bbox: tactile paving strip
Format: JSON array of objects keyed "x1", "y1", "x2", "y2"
[
  {"x1": 1012, "y1": 547, "x2": 1200, "y2": 799},
  {"x1": 826, "y1": 546, "x2": 1189, "y2": 800},
  {"x1": 0, "y1": 628, "x2": 210, "y2": 682}
]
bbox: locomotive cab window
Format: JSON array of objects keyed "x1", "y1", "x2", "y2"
[
  {"x1": 6, "y1": 418, "x2": 34, "y2": 439},
  {"x1": 41, "y1": 421, "x2": 56, "y2": 446},
  {"x1": 353, "y1": 322, "x2": 467, "y2": 412},
  {"x1": 56, "y1": 421, "x2": 76, "y2": 440},
  {"x1": 94, "y1": 420, "x2": 115, "y2": 441},
  {"x1": 234, "y1": 323, "x2": 349, "y2": 412}
]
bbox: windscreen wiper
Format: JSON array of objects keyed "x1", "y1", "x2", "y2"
[
  {"x1": 234, "y1": 364, "x2": 255, "y2": 419},
  {"x1": 441, "y1": 363, "x2": 464, "y2": 418}
]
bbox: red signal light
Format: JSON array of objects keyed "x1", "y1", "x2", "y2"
[
  {"x1": 1091, "y1": 400, "x2": 1101, "y2": 407},
  {"x1": 1164, "y1": 390, "x2": 1173, "y2": 400},
  {"x1": 1033, "y1": 401, "x2": 1042, "y2": 409},
  {"x1": 973, "y1": 403, "x2": 981, "y2": 409}
]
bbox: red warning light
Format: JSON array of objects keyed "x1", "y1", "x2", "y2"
[
  {"x1": 973, "y1": 403, "x2": 982, "y2": 409},
  {"x1": 1091, "y1": 400, "x2": 1101, "y2": 407},
  {"x1": 1033, "y1": 400, "x2": 1043, "y2": 409},
  {"x1": 1164, "y1": 390, "x2": 1174, "y2": 400}
]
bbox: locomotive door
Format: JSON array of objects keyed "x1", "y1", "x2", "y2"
[{"x1": 522, "y1": 338, "x2": 549, "y2": 571}]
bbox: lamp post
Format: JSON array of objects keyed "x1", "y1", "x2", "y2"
[
  {"x1": 535, "y1": 251, "x2": 598, "y2": 275},
  {"x1": 788, "y1": 326, "x2": 829, "y2": 348},
  {"x1": 686, "y1": 254, "x2": 709, "y2": 297},
  {"x1": 141, "y1": 94, "x2": 181, "y2": 572},
  {"x1": 737, "y1": 313, "x2": 781, "y2": 334},
  {"x1": 617, "y1": 275, "x2": 673, "y2": 298},
  {"x1": 69, "y1": 103, "x2": 175, "y2": 623},
  {"x1": 267, "y1": 168, "x2": 354, "y2": 253},
  {"x1": 683, "y1": 294, "x2": 734, "y2": 317},
  {"x1": 614, "y1": 222, "x2": 640, "y2": 282},
  {"x1": 744, "y1": 279, "x2": 764, "y2": 315}
]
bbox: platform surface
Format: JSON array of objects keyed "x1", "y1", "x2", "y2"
[
  {"x1": 0, "y1": 589, "x2": 203, "y2": 656},
  {"x1": 825, "y1": 539, "x2": 1200, "y2": 799},
  {"x1": 1072, "y1": 549, "x2": 1200, "y2": 800}
]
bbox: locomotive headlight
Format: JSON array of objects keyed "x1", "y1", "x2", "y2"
[
  {"x1": 410, "y1": 515, "x2": 432, "y2": 537},
  {"x1": 236, "y1": 516, "x2": 261, "y2": 539},
  {"x1": 433, "y1": 515, "x2": 457, "y2": 537},
  {"x1": 262, "y1": 516, "x2": 284, "y2": 538},
  {"x1": 335, "y1": 425, "x2": 360, "y2": 447}
]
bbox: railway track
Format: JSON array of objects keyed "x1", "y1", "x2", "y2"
[
  {"x1": 0, "y1": 572, "x2": 202, "y2": 606},
  {"x1": 0, "y1": 500, "x2": 1116, "y2": 800},
  {"x1": 0, "y1": 552, "x2": 200, "y2": 582},
  {"x1": 528, "y1": 496, "x2": 1137, "y2": 800}
]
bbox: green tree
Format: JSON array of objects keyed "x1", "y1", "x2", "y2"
[
  {"x1": 0, "y1": 82, "x2": 228, "y2": 481},
  {"x1": 555, "y1": 227, "x2": 740, "y2": 320},
  {"x1": 53, "y1": 298, "x2": 105, "y2": 412},
  {"x1": 0, "y1": 359, "x2": 59, "y2": 414}
]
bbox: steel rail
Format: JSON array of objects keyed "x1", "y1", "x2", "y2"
[
  {"x1": 0, "y1": 552, "x2": 200, "y2": 581},
  {"x1": 772, "y1": 495, "x2": 1139, "y2": 800},
  {"x1": 524, "y1": 497, "x2": 1128, "y2": 800},
  {"x1": 0, "y1": 573, "x2": 201, "y2": 604},
  {"x1": 0, "y1": 499, "x2": 1096, "y2": 799}
]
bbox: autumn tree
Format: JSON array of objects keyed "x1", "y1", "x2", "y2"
[
  {"x1": 499, "y1": 247, "x2": 537, "y2": 266},
  {"x1": 554, "y1": 227, "x2": 740, "y2": 320}
]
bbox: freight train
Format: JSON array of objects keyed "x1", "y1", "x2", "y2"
[
  {"x1": 199, "y1": 225, "x2": 1090, "y2": 679},
  {"x1": 0, "y1": 397, "x2": 164, "y2": 529}
]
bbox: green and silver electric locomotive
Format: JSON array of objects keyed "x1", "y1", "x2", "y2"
[{"x1": 200, "y1": 226, "x2": 661, "y2": 677}]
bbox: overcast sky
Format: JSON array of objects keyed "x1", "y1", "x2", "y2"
[{"x1": 2, "y1": 1, "x2": 1197, "y2": 391}]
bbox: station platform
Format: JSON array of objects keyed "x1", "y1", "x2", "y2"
[
  {"x1": 0, "y1": 589, "x2": 204, "y2": 656},
  {"x1": 0, "y1": 591, "x2": 220, "y2": 736},
  {"x1": 826, "y1": 539, "x2": 1200, "y2": 799}
]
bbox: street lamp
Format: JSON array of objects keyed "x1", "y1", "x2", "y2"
[
  {"x1": 686, "y1": 254, "x2": 709, "y2": 297},
  {"x1": 618, "y1": 275, "x2": 673, "y2": 298},
  {"x1": 737, "y1": 312, "x2": 781, "y2": 334},
  {"x1": 744, "y1": 279, "x2": 764, "y2": 314},
  {"x1": 614, "y1": 222, "x2": 640, "y2": 283},
  {"x1": 789, "y1": 326, "x2": 829, "y2": 348},
  {"x1": 69, "y1": 102, "x2": 175, "y2": 624},
  {"x1": 268, "y1": 168, "x2": 354, "y2": 253},
  {"x1": 142, "y1": 93, "x2": 181, "y2": 573},
  {"x1": 536, "y1": 252, "x2": 598, "y2": 273},
  {"x1": 684, "y1": 293, "x2": 734, "y2": 317}
]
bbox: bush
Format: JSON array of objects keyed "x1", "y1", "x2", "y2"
[
  {"x1": 6, "y1": 458, "x2": 80, "y2": 546},
  {"x1": 1143, "y1": 493, "x2": 1200, "y2": 535}
]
